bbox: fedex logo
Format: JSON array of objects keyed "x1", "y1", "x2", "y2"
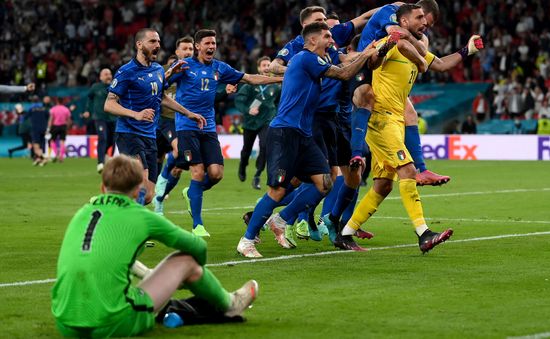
[
  {"x1": 422, "y1": 136, "x2": 478, "y2": 160},
  {"x1": 65, "y1": 136, "x2": 99, "y2": 158}
]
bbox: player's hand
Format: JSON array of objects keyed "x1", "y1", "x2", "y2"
[
  {"x1": 467, "y1": 35, "x2": 484, "y2": 55},
  {"x1": 226, "y1": 84, "x2": 237, "y2": 94},
  {"x1": 165, "y1": 60, "x2": 188, "y2": 78},
  {"x1": 81, "y1": 111, "x2": 90, "y2": 119},
  {"x1": 26, "y1": 83, "x2": 35, "y2": 92},
  {"x1": 188, "y1": 112, "x2": 207, "y2": 129},
  {"x1": 249, "y1": 107, "x2": 259, "y2": 116},
  {"x1": 135, "y1": 108, "x2": 155, "y2": 122}
]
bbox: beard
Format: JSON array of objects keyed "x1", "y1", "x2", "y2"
[{"x1": 142, "y1": 46, "x2": 160, "y2": 62}]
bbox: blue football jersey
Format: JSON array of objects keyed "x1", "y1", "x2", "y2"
[
  {"x1": 276, "y1": 36, "x2": 342, "y2": 111},
  {"x1": 169, "y1": 57, "x2": 244, "y2": 132},
  {"x1": 358, "y1": 4, "x2": 400, "y2": 51},
  {"x1": 109, "y1": 59, "x2": 164, "y2": 138},
  {"x1": 270, "y1": 50, "x2": 331, "y2": 137}
]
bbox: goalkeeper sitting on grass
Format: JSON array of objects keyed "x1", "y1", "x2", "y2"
[{"x1": 51, "y1": 154, "x2": 258, "y2": 338}]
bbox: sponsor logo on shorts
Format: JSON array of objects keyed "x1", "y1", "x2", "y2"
[
  {"x1": 278, "y1": 48, "x2": 289, "y2": 57},
  {"x1": 397, "y1": 150, "x2": 406, "y2": 160},
  {"x1": 277, "y1": 169, "x2": 286, "y2": 183},
  {"x1": 168, "y1": 131, "x2": 173, "y2": 139},
  {"x1": 184, "y1": 150, "x2": 192, "y2": 162}
]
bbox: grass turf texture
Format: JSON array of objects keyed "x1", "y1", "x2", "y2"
[{"x1": 1, "y1": 158, "x2": 549, "y2": 338}]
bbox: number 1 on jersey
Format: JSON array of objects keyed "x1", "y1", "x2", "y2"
[{"x1": 82, "y1": 210, "x2": 102, "y2": 252}]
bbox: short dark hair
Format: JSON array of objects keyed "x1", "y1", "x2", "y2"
[
  {"x1": 300, "y1": 6, "x2": 326, "y2": 25},
  {"x1": 417, "y1": 0, "x2": 440, "y2": 22},
  {"x1": 176, "y1": 36, "x2": 194, "y2": 49},
  {"x1": 326, "y1": 12, "x2": 340, "y2": 21},
  {"x1": 194, "y1": 29, "x2": 216, "y2": 44},
  {"x1": 135, "y1": 28, "x2": 157, "y2": 43},
  {"x1": 257, "y1": 56, "x2": 271, "y2": 67},
  {"x1": 301, "y1": 22, "x2": 330, "y2": 40},
  {"x1": 165, "y1": 54, "x2": 178, "y2": 65},
  {"x1": 396, "y1": 4, "x2": 422, "y2": 22}
]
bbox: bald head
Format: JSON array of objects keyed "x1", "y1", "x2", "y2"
[{"x1": 99, "y1": 68, "x2": 112, "y2": 84}]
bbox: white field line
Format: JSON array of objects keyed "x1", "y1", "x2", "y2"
[
  {"x1": 1, "y1": 231, "x2": 550, "y2": 288},
  {"x1": 508, "y1": 332, "x2": 550, "y2": 339},
  {"x1": 166, "y1": 188, "x2": 550, "y2": 214}
]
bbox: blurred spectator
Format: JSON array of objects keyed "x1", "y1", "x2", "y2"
[
  {"x1": 442, "y1": 119, "x2": 460, "y2": 135},
  {"x1": 511, "y1": 118, "x2": 526, "y2": 134},
  {"x1": 8, "y1": 104, "x2": 33, "y2": 158},
  {"x1": 537, "y1": 114, "x2": 550, "y2": 134},
  {"x1": 472, "y1": 91, "x2": 489, "y2": 122},
  {"x1": 461, "y1": 115, "x2": 477, "y2": 134},
  {"x1": 417, "y1": 112, "x2": 428, "y2": 134},
  {"x1": 508, "y1": 85, "x2": 523, "y2": 119},
  {"x1": 521, "y1": 86, "x2": 535, "y2": 119}
]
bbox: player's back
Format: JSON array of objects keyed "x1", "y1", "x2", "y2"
[
  {"x1": 358, "y1": 4, "x2": 400, "y2": 51},
  {"x1": 52, "y1": 194, "x2": 156, "y2": 327},
  {"x1": 50, "y1": 104, "x2": 71, "y2": 126}
]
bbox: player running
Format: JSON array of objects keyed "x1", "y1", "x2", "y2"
[
  {"x1": 335, "y1": 4, "x2": 483, "y2": 252},
  {"x1": 51, "y1": 155, "x2": 258, "y2": 338},
  {"x1": 104, "y1": 28, "x2": 205, "y2": 206},
  {"x1": 166, "y1": 29, "x2": 282, "y2": 237}
]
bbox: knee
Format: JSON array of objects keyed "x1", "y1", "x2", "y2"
[
  {"x1": 353, "y1": 86, "x2": 374, "y2": 109},
  {"x1": 267, "y1": 186, "x2": 286, "y2": 202},
  {"x1": 320, "y1": 173, "x2": 333, "y2": 195},
  {"x1": 374, "y1": 180, "x2": 393, "y2": 197},
  {"x1": 208, "y1": 171, "x2": 223, "y2": 183},
  {"x1": 171, "y1": 167, "x2": 183, "y2": 178}
]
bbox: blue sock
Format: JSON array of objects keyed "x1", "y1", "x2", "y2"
[
  {"x1": 161, "y1": 153, "x2": 176, "y2": 179},
  {"x1": 159, "y1": 174, "x2": 180, "y2": 201},
  {"x1": 351, "y1": 108, "x2": 371, "y2": 158},
  {"x1": 297, "y1": 210, "x2": 309, "y2": 223},
  {"x1": 321, "y1": 176, "x2": 343, "y2": 216},
  {"x1": 136, "y1": 187, "x2": 147, "y2": 205},
  {"x1": 276, "y1": 184, "x2": 303, "y2": 207},
  {"x1": 201, "y1": 173, "x2": 215, "y2": 191},
  {"x1": 405, "y1": 125, "x2": 426, "y2": 172},
  {"x1": 280, "y1": 184, "x2": 325, "y2": 223},
  {"x1": 331, "y1": 182, "x2": 358, "y2": 220},
  {"x1": 341, "y1": 189, "x2": 359, "y2": 225},
  {"x1": 244, "y1": 194, "x2": 278, "y2": 240},
  {"x1": 188, "y1": 180, "x2": 204, "y2": 227}
]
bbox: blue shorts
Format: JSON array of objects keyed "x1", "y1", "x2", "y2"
[
  {"x1": 266, "y1": 127, "x2": 330, "y2": 188},
  {"x1": 156, "y1": 117, "x2": 176, "y2": 156},
  {"x1": 115, "y1": 132, "x2": 158, "y2": 182},
  {"x1": 313, "y1": 112, "x2": 338, "y2": 167},
  {"x1": 176, "y1": 130, "x2": 223, "y2": 170}
]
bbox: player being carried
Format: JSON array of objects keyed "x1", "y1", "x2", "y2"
[
  {"x1": 334, "y1": 4, "x2": 483, "y2": 252},
  {"x1": 51, "y1": 155, "x2": 258, "y2": 338}
]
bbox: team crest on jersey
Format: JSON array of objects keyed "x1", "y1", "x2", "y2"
[
  {"x1": 390, "y1": 13, "x2": 398, "y2": 23},
  {"x1": 278, "y1": 48, "x2": 289, "y2": 57},
  {"x1": 157, "y1": 72, "x2": 163, "y2": 83},
  {"x1": 356, "y1": 73, "x2": 365, "y2": 82},
  {"x1": 397, "y1": 150, "x2": 406, "y2": 161},
  {"x1": 184, "y1": 150, "x2": 192, "y2": 162},
  {"x1": 276, "y1": 169, "x2": 286, "y2": 183},
  {"x1": 214, "y1": 72, "x2": 219, "y2": 81},
  {"x1": 111, "y1": 79, "x2": 118, "y2": 88},
  {"x1": 317, "y1": 56, "x2": 327, "y2": 65}
]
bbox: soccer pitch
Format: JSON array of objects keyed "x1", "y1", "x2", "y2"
[{"x1": 1, "y1": 158, "x2": 549, "y2": 338}]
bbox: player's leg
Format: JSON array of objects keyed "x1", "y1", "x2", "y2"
[
  {"x1": 158, "y1": 139, "x2": 182, "y2": 202},
  {"x1": 349, "y1": 67, "x2": 375, "y2": 165},
  {"x1": 96, "y1": 120, "x2": 108, "y2": 172},
  {"x1": 239, "y1": 128, "x2": 256, "y2": 182},
  {"x1": 59, "y1": 127, "x2": 67, "y2": 161},
  {"x1": 404, "y1": 99, "x2": 451, "y2": 186}
]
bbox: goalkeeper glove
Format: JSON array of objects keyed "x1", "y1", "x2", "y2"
[{"x1": 458, "y1": 35, "x2": 484, "y2": 59}]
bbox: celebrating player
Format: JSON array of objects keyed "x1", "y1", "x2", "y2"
[
  {"x1": 236, "y1": 22, "x2": 382, "y2": 258},
  {"x1": 104, "y1": 28, "x2": 205, "y2": 206},
  {"x1": 51, "y1": 155, "x2": 258, "y2": 338},
  {"x1": 336, "y1": 4, "x2": 483, "y2": 251},
  {"x1": 167, "y1": 29, "x2": 282, "y2": 237}
]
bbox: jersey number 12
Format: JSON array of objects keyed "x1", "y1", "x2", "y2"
[{"x1": 82, "y1": 210, "x2": 102, "y2": 252}]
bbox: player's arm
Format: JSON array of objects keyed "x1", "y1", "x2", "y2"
[
  {"x1": 161, "y1": 93, "x2": 206, "y2": 129},
  {"x1": 269, "y1": 58, "x2": 287, "y2": 76},
  {"x1": 104, "y1": 92, "x2": 154, "y2": 122},
  {"x1": 397, "y1": 39, "x2": 428, "y2": 72},
  {"x1": 429, "y1": 35, "x2": 484, "y2": 73},
  {"x1": 325, "y1": 46, "x2": 377, "y2": 80},
  {"x1": 240, "y1": 73, "x2": 283, "y2": 85}
]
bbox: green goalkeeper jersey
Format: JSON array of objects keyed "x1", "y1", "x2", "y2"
[{"x1": 51, "y1": 193, "x2": 207, "y2": 327}]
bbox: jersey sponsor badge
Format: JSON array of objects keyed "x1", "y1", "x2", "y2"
[
  {"x1": 276, "y1": 169, "x2": 286, "y2": 183},
  {"x1": 317, "y1": 56, "x2": 327, "y2": 65},
  {"x1": 390, "y1": 13, "x2": 397, "y2": 23},
  {"x1": 111, "y1": 79, "x2": 118, "y2": 88},
  {"x1": 278, "y1": 48, "x2": 289, "y2": 57},
  {"x1": 397, "y1": 150, "x2": 407, "y2": 161},
  {"x1": 184, "y1": 150, "x2": 192, "y2": 162}
]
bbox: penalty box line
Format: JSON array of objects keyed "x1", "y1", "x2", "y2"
[{"x1": 1, "y1": 231, "x2": 550, "y2": 288}]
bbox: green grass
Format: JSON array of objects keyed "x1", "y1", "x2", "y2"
[{"x1": 1, "y1": 158, "x2": 550, "y2": 338}]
